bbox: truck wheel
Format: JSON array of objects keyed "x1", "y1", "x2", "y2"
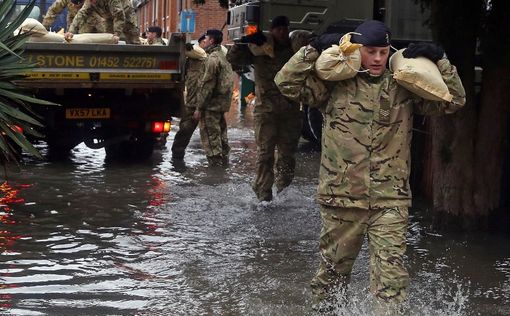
[
  {"x1": 45, "y1": 133, "x2": 81, "y2": 159},
  {"x1": 301, "y1": 105, "x2": 323, "y2": 145},
  {"x1": 105, "y1": 137, "x2": 155, "y2": 161}
]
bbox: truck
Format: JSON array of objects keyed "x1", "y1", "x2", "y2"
[
  {"x1": 227, "y1": 0, "x2": 433, "y2": 144},
  {"x1": 16, "y1": 39, "x2": 185, "y2": 160}
]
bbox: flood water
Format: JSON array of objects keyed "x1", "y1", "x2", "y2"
[{"x1": 0, "y1": 103, "x2": 509, "y2": 316}]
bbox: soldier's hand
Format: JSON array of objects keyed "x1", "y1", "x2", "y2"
[
  {"x1": 185, "y1": 43, "x2": 194, "y2": 51},
  {"x1": 240, "y1": 32, "x2": 267, "y2": 46},
  {"x1": 193, "y1": 110, "x2": 201, "y2": 121},
  {"x1": 64, "y1": 32, "x2": 74, "y2": 42},
  {"x1": 402, "y1": 42, "x2": 445, "y2": 63},
  {"x1": 112, "y1": 35, "x2": 120, "y2": 43},
  {"x1": 309, "y1": 33, "x2": 342, "y2": 53}
]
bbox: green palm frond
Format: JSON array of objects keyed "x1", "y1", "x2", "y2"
[{"x1": 0, "y1": 0, "x2": 54, "y2": 164}]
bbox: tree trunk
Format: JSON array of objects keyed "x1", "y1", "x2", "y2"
[
  {"x1": 474, "y1": 0, "x2": 510, "y2": 228},
  {"x1": 425, "y1": 0, "x2": 483, "y2": 229}
]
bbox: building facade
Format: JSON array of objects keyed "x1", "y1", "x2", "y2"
[{"x1": 133, "y1": 0, "x2": 228, "y2": 42}]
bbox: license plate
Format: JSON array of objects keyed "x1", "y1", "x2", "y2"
[{"x1": 65, "y1": 108, "x2": 110, "y2": 119}]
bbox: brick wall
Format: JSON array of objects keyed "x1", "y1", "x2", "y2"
[{"x1": 135, "y1": 0, "x2": 228, "y2": 42}]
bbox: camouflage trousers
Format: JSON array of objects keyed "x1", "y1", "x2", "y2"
[
  {"x1": 311, "y1": 205, "x2": 409, "y2": 303},
  {"x1": 171, "y1": 106, "x2": 198, "y2": 159},
  {"x1": 91, "y1": 7, "x2": 140, "y2": 44},
  {"x1": 70, "y1": 13, "x2": 107, "y2": 33},
  {"x1": 199, "y1": 110, "x2": 230, "y2": 166},
  {"x1": 252, "y1": 109, "x2": 302, "y2": 201}
]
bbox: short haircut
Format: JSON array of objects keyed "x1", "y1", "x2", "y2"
[
  {"x1": 205, "y1": 29, "x2": 223, "y2": 44},
  {"x1": 147, "y1": 26, "x2": 162, "y2": 37}
]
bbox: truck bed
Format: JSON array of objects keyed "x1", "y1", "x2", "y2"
[{"x1": 18, "y1": 42, "x2": 184, "y2": 89}]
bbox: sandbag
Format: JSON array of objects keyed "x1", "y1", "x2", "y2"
[
  {"x1": 185, "y1": 44, "x2": 207, "y2": 60},
  {"x1": 70, "y1": 33, "x2": 119, "y2": 44},
  {"x1": 27, "y1": 32, "x2": 65, "y2": 43},
  {"x1": 15, "y1": 18, "x2": 47, "y2": 36},
  {"x1": 220, "y1": 45, "x2": 228, "y2": 56},
  {"x1": 248, "y1": 32, "x2": 274, "y2": 58},
  {"x1": 275, "y1": 46, "x2": 329, "y2": 106},
  {"x1": 390, "y1": 49, "x2": 453, "y2": 102},
  {"x1": 315, "y1": 33, "x2": 362, "y2": 81}
]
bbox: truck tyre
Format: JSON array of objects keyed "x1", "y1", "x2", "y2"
[
  {"x1": 45, "y1": 132, "x2": 81, "y2": 159},
  {"x1": 301, "y1": 105, "x2": 323, "y2": 145},
  {"x1": 105, "y1": 136, "x2": 155, "y2": 161}
]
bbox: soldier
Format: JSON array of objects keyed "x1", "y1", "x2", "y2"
[
  {"x1": 193, "y1": 29, "x2": 234, "y2": 166},
  {"x1": 42, "y1": 0, "x2": 105, "y2": 32},
  {"x1": 171, "y1": 34, "x2": 207, "y2": 160},
  {"x1": 227, "y1": 15, "x2": 302, "y2": 202},
  {"x1": 64, "y1": 0, "x2": 141, "y2": 44},
  {"x1": 144, "y1": 26, "x2": 167, "y2": 46},
  {"x1": 275, "y1": 20, "x2": 466, "y2": 306}
]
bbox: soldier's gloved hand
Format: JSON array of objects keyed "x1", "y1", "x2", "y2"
[
  {"x1": 309, "y1": 33, "x2": 342, "y2": 53},
  {"x1": 240, "y1": 32, "x2": 267, "y2": 46},
  {"x1": 185, "y1": 43, "x2": 194, "y2": 51},
  {"x1": 402, "y1": 42, "x2": 445, "y2": 63}
]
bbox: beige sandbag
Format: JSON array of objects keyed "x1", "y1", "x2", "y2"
[
  {"x1": 70, "y1": 33, "x2": 119, "y2": 44},
  {"x1": 185, "y1": 44, "x2": 207, "y2": 60},
  {"x1": 221, "y1": 45, "x2": 228, "y2": 56},
  {"x1": 275, "y1": 46, "x2": 329, "y2": 106},
  {"x1": 390, "y1": 49, "x2": 453, "y2": 102},
  {"x1": 16, "y1": 18, "x2": 48, "y2": 36},
  {"x1": 248, "y1": 32, "x2": 274, "y2": 58},
  {"x1": 27, "y1": 32, "x2": 65, "y2": 43},
  {"x1": 315, "y1": 33, "x2": 362, "y2": 81}
]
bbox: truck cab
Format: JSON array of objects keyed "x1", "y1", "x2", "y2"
[{"x1": 227, "y1": 0, "x2": 433, "y2": 143}]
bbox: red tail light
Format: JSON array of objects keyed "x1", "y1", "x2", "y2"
[{"x1": 151, "y1": 121, "x2": 171, "y2": 133}]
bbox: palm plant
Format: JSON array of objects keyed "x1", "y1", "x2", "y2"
[{"x1": 0, "y1": 0, "x2": 55, "y2": 165}]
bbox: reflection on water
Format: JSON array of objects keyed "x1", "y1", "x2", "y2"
[{"x1": 0, "y1": 105, "x2": 509, "y2": 315}]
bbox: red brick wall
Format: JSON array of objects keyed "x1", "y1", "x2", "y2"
[
  {"x1": 136, "y1": 0, "x2": 228, "y2": 42},
  {"x1": 191, "y1": 2, "x2": 228, "y2": 42}
]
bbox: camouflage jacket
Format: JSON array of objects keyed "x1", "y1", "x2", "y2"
[
  {"x1": 195, "y1": 45, "x2": 234, "y2": 113},
  {"x1": 42, "y1": 0, "x2": 79, "y2": 30},
  {"x1": 275, "y1": 47, "x2": 466, "y2": 209},
  {"x1": 145, "y1": 37, "x2": 166, "y2": 46},
  {"x1": 69, "y1": 0, "x2": 131, "y2": 35},
  {"x1": 185, "y1": 57, "x2": 206, "y2": 109},
  {"x1": 226, "y1": 40, "x2": 296, "y2": 113}
]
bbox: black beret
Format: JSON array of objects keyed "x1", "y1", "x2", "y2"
[
  {"x1": 70, "y1": 0, "x2": 84, "y2": 4},
  {"x1": 205, "y1": 29, "x2": 223, "y2": 44},
  {"x1": 271, "y1": 15, "x2": 289, "y2": 29},
  {"x1": 147, "y1": 26, "x2": 162, "y2": 36},
  {"x1": 351, "y1": 20, "x2": 391, "y2": 47}
]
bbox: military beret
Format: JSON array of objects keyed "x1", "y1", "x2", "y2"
[
  {"x1": 351, "y1": 20, "x2": 391, "y2": 47},
  {"x1": 70, "y1": 0, "x2": 83, "y2": 5},
  {"x1": 205, "y1": 29, "x2": 223, "y2": 44},
  {"x1": 271, "y1": 15, "x2": 289, "y2": 29}
]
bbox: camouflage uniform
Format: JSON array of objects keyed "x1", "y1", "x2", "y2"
[
  {"x1": 195, "y1": 44, "x2": 234, "y2": 166},
  {"x1": 68, "y1": 0, "x2": 140, "y2": 44},
  {"x1": 171, "y1": 56, "x2": 207, "y2": 159},
  {"x1": 42, "y1": 0, "x2": 105, "y2": 32},
  {"x1": 227, "y1": 40, "x2": 302, "y2": 201},
  {"x1": 144, "y1": 37, "x2": 166, "y2": 46},
  {"x1": 275, "y1": 46, "x2": 466, "y2": 302}
]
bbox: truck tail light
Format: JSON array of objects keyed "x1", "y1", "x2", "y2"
[
  {"x1": 245, "y1": 24, "x2": 258, "y2": 35},
  {"x1": 151, "y1": 121, "x2": 171, "y2": 133}
]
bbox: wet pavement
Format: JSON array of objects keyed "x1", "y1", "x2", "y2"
[{"x1": 0, "y1": 103, "x2": 509, "y2": 315}]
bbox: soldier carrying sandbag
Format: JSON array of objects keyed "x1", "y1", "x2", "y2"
[
  {"x1": 275, "y1": 20, "x2": 466, "y2": 309},
  {"x1": 64, "y1": 0, "x2": 141, "y2": 44}
]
